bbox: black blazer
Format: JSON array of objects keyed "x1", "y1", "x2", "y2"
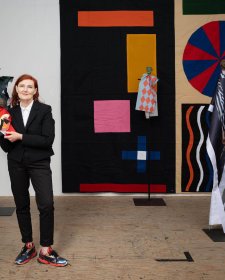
[{"x1": 0, "y1": 101, "x2": 55, "y2": 162}]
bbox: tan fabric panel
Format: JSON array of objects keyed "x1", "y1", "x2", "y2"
[{"x1": 175, "y1": 0, "x2": 225, "y2": 192}]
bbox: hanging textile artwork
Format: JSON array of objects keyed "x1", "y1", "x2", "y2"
[
  {"x1": 135, "y1": 73, "x2": 159, "y2": 117},
  {"x1": 207, "y1": 69, "x2": 225, "y2": 232},
  {"x1": 60, "y1": 0, "x2": 175, "y2": 193}
]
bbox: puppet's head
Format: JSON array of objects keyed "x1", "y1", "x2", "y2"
[{"x1": 0, "y1": 76, "x2": 13, "y2": 108}]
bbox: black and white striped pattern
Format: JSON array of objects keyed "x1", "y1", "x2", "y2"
[{"x1": 215, "y1": 73, "x2": 225, "y2": 131}]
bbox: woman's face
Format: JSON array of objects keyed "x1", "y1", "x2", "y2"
[{"x1": 16, "y1": 79, "x2": 37, "y2": 103}]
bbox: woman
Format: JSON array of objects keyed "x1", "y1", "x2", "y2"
[{"x1": 0, "y1": 74, "x2": 68, "y2": 267}]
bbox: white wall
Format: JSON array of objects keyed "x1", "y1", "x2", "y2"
[{"x1": 0, "y1": 0, "x2": 62, "y2": 195}]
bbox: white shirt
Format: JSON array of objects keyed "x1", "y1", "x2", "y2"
[{"x1": 20, "y1": 101, "x2": 33, "y2": 126}]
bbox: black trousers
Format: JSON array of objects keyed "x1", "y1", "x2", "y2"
[{"x1": 8, "y1": 157, "x2": 54, "y2": 247}]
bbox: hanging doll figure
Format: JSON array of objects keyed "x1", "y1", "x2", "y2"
[{"x1": 135, "y1": 67, "x2": 159, "y2": 119}]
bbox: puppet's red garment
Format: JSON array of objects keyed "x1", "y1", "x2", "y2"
[{"x1": 0, "y1": 107, "x2": 15, "y2": 134}]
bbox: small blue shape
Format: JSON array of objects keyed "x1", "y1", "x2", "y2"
[
  {"x1": 121, "y1": 136, "x2": 161, "y2": 173},
  {"x1": 150, "y1": 151, "x2": 160, "y2": 160}
]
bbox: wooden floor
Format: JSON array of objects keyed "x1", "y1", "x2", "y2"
[{"x1": 1, "y1": 195, "x2": 225, "y2": 280}]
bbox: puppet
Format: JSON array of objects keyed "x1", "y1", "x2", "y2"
[{"x1": 0, "y1": 76, "x2": 15, "y2": 135}]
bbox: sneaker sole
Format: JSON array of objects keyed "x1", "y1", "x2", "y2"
[
  {"x1": 15, "y1": 251, "x2": 37, "y2": 265},
  {"x1": 37, "y1": 257, "x2": 68, "y2": 267}
]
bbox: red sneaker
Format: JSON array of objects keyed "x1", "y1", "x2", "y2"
[
  {"x1": 37, "y1": 247, "x2": 68, "y2": 267},
  {"x1": 15, "y1": 243, "x2": 37, "y2": 265}
]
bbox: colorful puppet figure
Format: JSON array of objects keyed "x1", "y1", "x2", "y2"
[
  {"x1": 135, "y1": 70, "x2": 159, "y2": 119},
  {"x1": 0, "y1": 76, "x2": 14, "y2": 134},
  {"x1": 0, "y1": 107, "x2": 15, "y2": 135}
]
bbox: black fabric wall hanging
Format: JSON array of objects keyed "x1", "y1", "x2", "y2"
[{"x1": 60, "y1": 0, "x2": 175, "y2": 193}]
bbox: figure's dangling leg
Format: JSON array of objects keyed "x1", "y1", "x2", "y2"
[{"x1": 145, "y1": 111, "x2": 150, "y2": 119}]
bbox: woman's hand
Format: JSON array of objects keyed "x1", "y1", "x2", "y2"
[{"x1": 4, "y1": 131, "x2": 23, "y2": 142}]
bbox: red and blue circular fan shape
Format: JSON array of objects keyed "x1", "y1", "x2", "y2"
[{"x1": 183, "y1": 21, "x2": 225, "y2": 97}]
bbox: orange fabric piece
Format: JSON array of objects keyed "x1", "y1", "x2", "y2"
[
  {"x1": 185, "y1": 106, "x2": 194, "y2": 192},
  {"x1": 78, "y1": 11, "x2": 154, "y2": 27},
  {"x1": 127, "y1": 34, "x2": 157, "y2": 93}
]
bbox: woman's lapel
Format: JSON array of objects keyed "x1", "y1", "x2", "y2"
[
  {"x1": 11, "y1": 101, "x2": 40, "y2": 132},
  {"x1": 11, "y1": 106, "x2": 25, "y2": 132},
  {"x1": 25, "y1": 101, "x2": 39, "y2": 129}
]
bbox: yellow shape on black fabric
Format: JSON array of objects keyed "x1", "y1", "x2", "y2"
[{"x1": 127, "y1": 34, "x2": 157, "y2": 93}]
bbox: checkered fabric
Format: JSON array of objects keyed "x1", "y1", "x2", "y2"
[{"x1": 135, "y1": 74, "x2": 158, "y2": 114}]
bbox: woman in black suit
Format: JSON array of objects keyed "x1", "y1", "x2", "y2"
[{"x1": 0, "y1": 74, "x2": 68, "y2": 266}]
